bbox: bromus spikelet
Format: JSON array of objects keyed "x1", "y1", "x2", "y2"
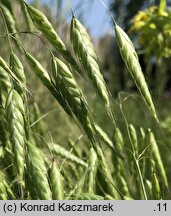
[
  {"x1": 5, "y1": 90, "x2": 26, "y2": 182},
  {"x1": 146, "y1": 179, "x2": 152, "y2": 198},
  {"x1": 0, "y1": 3, "x2": 20, "y2": 50},
  {"x1": 112, "y1": 127, "x2": 124, "y2": 165},
  {"x1": 10, "y1": 52, "x2": 26, "y2": 95},
  {"x1": 26, "y1": 142, "x2": 52, "y2": 200},
  {"x1": 51, "y1": 143, "x2": 88, "y2": 168},
  {"x1": 0, "y1": 57, "x2": 27, "y2": 91},
  {"x1": 152, "y1": 172, "x2": 161, "y2": 200},
  {"x1": 84, "y1": 148, "x2": 98, "y2": 193},
  {"x1": 114, "y1": 23, "x2": 158, "y2": 122},
  {"x1": 0, "y1": 66, "x2": 11, "y2": 107},
  {"x1": 95, "y1": 144, "x2": 119, "y2": 199},
  {"x1": 112, "y1": 127, "x2": 130, "y2": 197},
  {"x1": 0, "y1": 190, "x2": 7, "y2": 201},
  {"x1": 0, "y1": 170, "x2": 15, "y2": 200},
  {"x1": 71, "y1": 17, "x2": 112, "y2": 116},
  {"x1": 147, "y1": 129, "x2": 168, "y2": 188},
  {"x1": 113, "y1": 127, "x2": 124, "y2": 153},
  {"x1": 0, "y1": 172, "x2": 8, "y2": 200},
  {"x1": 128, "y1": 124, "x2": 138, "y2": 157},
  {"x1": 52, "y1": 57, "x2": 95, "y2": 141},
  {"x1": 25, "y1": 52, "x2": 72, "y2": 116},
  {"x1": 49, "y1": 160, "x2": 64, "y2": 200},
  {"x1": 25, "y1": 52, "x2": 51, "y2": 86},
  {"x1": 10, "y1": 51, "x2": 30, "y2": 139},
  {"x1": 0, "y1": 66, "x2": 11, "y2": 147},
  {"x1": 26, "y1": 4, "x2": 80, "y2": 73}
]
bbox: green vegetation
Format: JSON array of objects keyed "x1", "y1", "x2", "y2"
[{"x1": 0, "y1": 0, "x2": 170, "y2": 200}]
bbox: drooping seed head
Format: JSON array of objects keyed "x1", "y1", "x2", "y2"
[
  {"x1": 5, "y1": 90, "x2": 26, "y2": 181},
  {"x1": 26, "y1": 141, "x2": 52, "y2": 200},
  {"x1": 0, "y1": 171, "x2": 8, "y2": 200},
  {"x1": 117, "y1": 175, "x2": 130, "y2": 197},
  {"x1": 70, "y1": 17, "x2": 112, "y2": 112},
  {"x1": 27, "y1": 5, "x2": 66, "y2": 50},
  {"x1": 0, "y1": 57, "x2": 27, "y2": 91},
  {"x1": 0, "y1": 170, "x2": 15, "y2": 199},
  {"x1": 147, "y1": 128, "x2": 168, "y2": 188},
  {"x1": 84, "y1": 147, "x2": 98, "y2": 193},
  {"x1": 0, "y1": 66, "x2": 11, "y2": 107},
  {"x1": 53, "y1": 57, "x2": 95, "y2": 141},
  {"x1": 0, "y1": 66, "x2": 12, "y2": 148},
  {"x1": 128, "y1": 124, "x2": 138, "y2": 156},
  {"x1": 26, "y1": 4, "x2": 80, "y2": 73},
  {"x1": 112, "y1": 127, "x2": 124, "y2": 152},
  {"x1": 0, "y1": 3, "x2": 16, "y2": 33},
  {"x1": 95, "y1": 144, "x2": 119, "y2": 199},
  {"x1": 49, "y1": 161, "x2": 64, "y2": 200},
  {"x1": 152, "y1": 172, "x2": 161, "y2": 200},
  {"x1": 10, "y1": 52, "x2": 26, "y2": 84},
  {"x1": 115, "y1": 24, "x2": 158, "y2": 122},
  {"x1": 0, "y1": 3, "x2": 21, "y2": 50},
  {"x1": 25, "y1": 51, "x2": 51, "y2": 85}
]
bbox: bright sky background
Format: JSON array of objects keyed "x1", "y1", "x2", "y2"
[{"x1": 25, "y1": 0, "x2": 113, "y2": 38}]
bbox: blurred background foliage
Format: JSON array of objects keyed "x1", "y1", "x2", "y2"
[{"x1": 0, "y1": 0, "x2": 171, "y2": 197}]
